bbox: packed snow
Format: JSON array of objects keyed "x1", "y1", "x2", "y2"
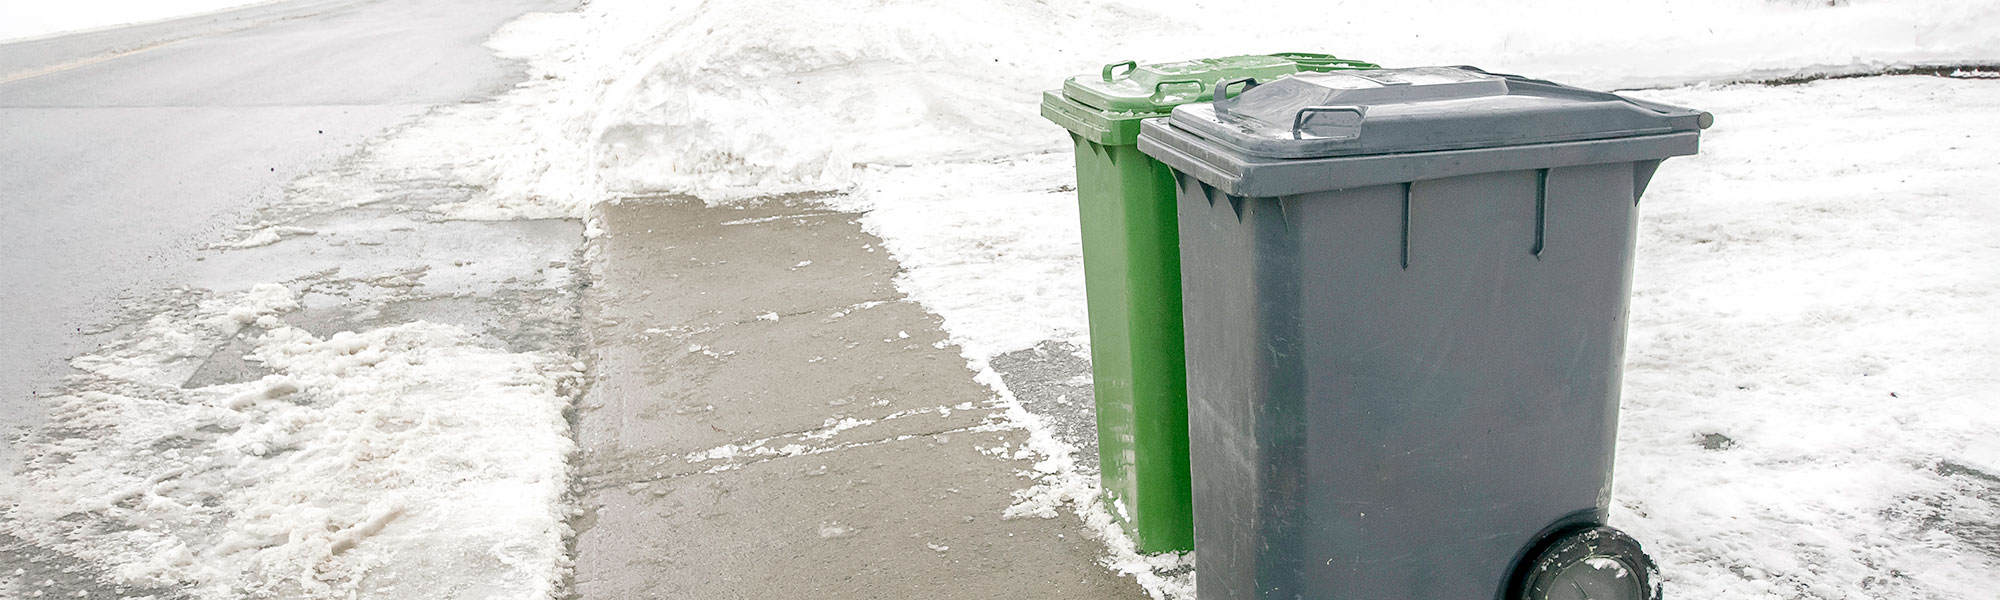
[{"x1": 0, "y1": 0, "x2": 276, "y2": 42}]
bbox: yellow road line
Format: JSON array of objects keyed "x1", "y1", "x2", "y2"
[{"x1": 0, "y1": 39, "x2": 187, "y2": 86}]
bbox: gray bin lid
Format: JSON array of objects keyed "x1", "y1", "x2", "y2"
[{"x1": 1167, "y1": 66, "x2": 1712, "y2": 160}]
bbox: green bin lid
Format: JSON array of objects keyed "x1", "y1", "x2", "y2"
[
  {"x1": 1062, "y1": 55, "x2": 1299, "y2": 114},
  {"x1": 1042, "y1": 53, "x2": 1377, "y2": 146}
]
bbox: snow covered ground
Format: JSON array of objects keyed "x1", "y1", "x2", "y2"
[
  {"x1": 1614, "y1": 77, "x2": 2000, "y2": 600},
  {"x1": 3, "y1": 0, "x2": 1997, "y2": 598},
  {"x1": 0, "y1": 0, "x2": 277, "y2": 42}
]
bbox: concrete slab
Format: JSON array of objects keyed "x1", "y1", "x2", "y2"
[{"x1": 575, "y1": 196, "x2": 1145, "y2": 598}]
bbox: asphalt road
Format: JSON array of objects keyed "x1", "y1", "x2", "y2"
[{"x1": 0, "y1": 0, "x2": 560, "y2": 428}]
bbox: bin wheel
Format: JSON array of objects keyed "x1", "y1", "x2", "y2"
[{"x1": 1515, "y1": 526, "x2": 1661, "y2": 600}]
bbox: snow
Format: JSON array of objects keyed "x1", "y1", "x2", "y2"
[
  {"x1": 575, "y1": 0, "x2": 2000, "y2": 206},
  {"x1": 1585, "y1": 556, "x2": 1634, "y2": 579},
  {"x1": 214, "y1": 225, "x2": 316, "y2": 249},
  {"x1": 68, "y1": 283, "x2": 300, "y2": 387},
  {"x1": 0, "y1": 0, "x2": 275, "y2": 43},
  {"x1": 402, "y1": 0, "x2": 2000, "y2": 222},
  {"x1": 1, "y1": 285, "x2": 579, "y2": 599},
  {"x1": 405, "y1": 0, "x2": 1996, "y2": 597},
  {"x1": 1612, "y1": 76, "x2": 2000, "y2": 600},
  {"x1": 8, "y1": 0, "x2": 1999, "y2": 598},
  {"x1": 821, "y1": 158, "x2": 1089, "y2": 362}
]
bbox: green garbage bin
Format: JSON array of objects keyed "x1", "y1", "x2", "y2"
[{"x1": 1040, "y1": 53, "x2": 1376, "y2": 553}]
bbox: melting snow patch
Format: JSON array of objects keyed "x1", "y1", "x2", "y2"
[
  {"x1": 0, "y1": 285, "x2": 579, "y2": 599},
  {"x1": 817, "y1": 522, "x2": 856, "y2": 539},
  {"x1": 68, "y1": 283, "x2": 299, "y2": 387},
  {"x1": 214, "y1": 226, "x2": 317, "y2": 249}
]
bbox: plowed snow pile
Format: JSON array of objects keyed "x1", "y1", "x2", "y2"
[
  {"x1": 581, "y1": 0, "x2": 2000, "y2": 204},
  {"x1": 424, "y1": 0, "x2": 2000, "y2": 219}
]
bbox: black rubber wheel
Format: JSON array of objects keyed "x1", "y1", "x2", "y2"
[{"x1": 1516, "y1": 526, "x2": 1662, "y2": 600}]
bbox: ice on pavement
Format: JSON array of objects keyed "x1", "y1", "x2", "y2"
[{"x1": 2, "y1": 285, "x2": 579, "y2": 599}]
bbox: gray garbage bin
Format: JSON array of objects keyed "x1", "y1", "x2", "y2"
[{"x1": 1135, "y1": 66, "x2": 1709, "y2": 600}]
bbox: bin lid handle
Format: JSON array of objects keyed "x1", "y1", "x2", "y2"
[
  {"x1": 1213, "y1": 77, "x2": 1261, "y2": 116},
  {"x1": 1101, "y1": 60, "x2": 1138, "y2": 82},
  {"x1": 1292, "y1": 105, "x2": 1367, "y2": 140}
]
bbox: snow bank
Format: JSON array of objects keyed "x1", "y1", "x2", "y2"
[
  {"x1": 1, "y1": 285, "x2": 579, "y2": 599},
  {"x1": 0, "y1": 0, "x2": 275, "y2": 42},
  {"x1": 578, "y1": 0, "x2": 2000, "y2": 204},
  {"x1": 412, "y1": 0, "x2": 2000, "y2": 220},
  {"x1": 590, "y1": 0, "x2": 1121, "y2": 201}
]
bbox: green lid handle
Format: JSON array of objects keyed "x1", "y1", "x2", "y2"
[
  {"x1": 1150, "y1": 79, "x2": 1204, "y2": 102},
  {"x1": 1213, "y1": 77, "x2": 1260, "y2": 116},
  {"x1": 1101, "y1": 60, "x2": 1138, "y2": 82},
  {"x1": 1292, "y1": 105, "x2": 1366, "y2": 140}
]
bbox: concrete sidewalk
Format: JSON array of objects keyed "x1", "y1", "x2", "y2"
[{"x1": 573, "y1": 195, "x2": 1145, "y2": 598}]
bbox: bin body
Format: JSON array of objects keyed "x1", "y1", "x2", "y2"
[
  {"x1": 1067, "y1": 135, "x2": 1194, "y2": 552},
  {"x1": 1041, "y1": 54, "x2": 1375, "y2": 553},
  {"x1": 1135, "y1": 67, "x2": 1706, "y2": 599}
]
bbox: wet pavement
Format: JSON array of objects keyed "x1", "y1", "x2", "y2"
[{"x1": 570, "y1": 195, "x2": 1144, "y2": 599}]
